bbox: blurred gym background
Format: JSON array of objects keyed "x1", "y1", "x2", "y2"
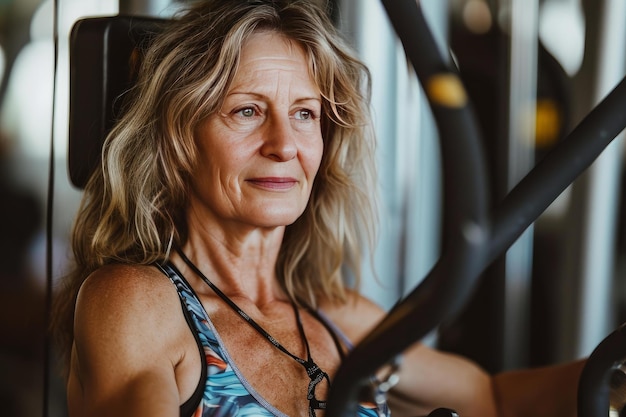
[{"x1": 0, "y1": 0, "x2": 624, "y2": 415}]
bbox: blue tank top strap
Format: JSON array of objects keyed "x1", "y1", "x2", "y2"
[{"x1": 155, "y1": 262, "x2": 206, "y2": 416}]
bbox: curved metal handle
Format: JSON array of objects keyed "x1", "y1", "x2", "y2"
[{"x1": 578, "y1": 324, "x2": 626, "y2": 417}]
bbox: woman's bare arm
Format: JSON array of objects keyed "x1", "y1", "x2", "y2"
[
  {"x1": 324, "y1": 293, "x2": 583, "y2": 417},
  {"x1": 491, "y1": 359, "x2": 585, "y2": 417},
  {"x1": 67, "y1": 264, "x2": 197, "y2": 417}
]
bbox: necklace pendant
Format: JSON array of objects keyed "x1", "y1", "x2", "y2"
[
  {"x1": 310, "y1": 398, "x2": 327, "y2": 409},
  {"x1": 305, "y1": 361, "x2": 321, "y2": 378}
]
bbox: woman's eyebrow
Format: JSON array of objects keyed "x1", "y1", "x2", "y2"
[{"x1": 226, "y1": 91, "x2": 322, "y2": 104}]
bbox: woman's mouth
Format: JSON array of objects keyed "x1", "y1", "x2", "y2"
[{"x1": 246, "y1": 177, "x2": 298, "y2": 190}]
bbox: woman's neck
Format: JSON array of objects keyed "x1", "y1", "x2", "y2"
[{"x1": 177, "y1": 216, "x2": 288, "y2": 307}]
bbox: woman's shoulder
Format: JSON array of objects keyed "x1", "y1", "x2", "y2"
[
  {"x1": 74, "y1": 263, "x2": 182, "y2": 335},
  {"x1": 318, "y1": 290, "x2": 388, "y2": 345},
  {"x1": 78, "y1": 263, "x2": 173, "y2": 303},
  {"x1": 72, "y1": 262, "x2": 191, "y2": 368}
]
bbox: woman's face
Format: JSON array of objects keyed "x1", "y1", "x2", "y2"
[{"x1": 190, "y1": 31, "x2": 324, "y2": 229}]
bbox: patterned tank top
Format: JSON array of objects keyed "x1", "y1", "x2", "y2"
[{"x1": 157, "y1": 262, "x2": 391, "y2": 417}]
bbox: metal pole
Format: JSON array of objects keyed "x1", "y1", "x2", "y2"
[
  {"x1": 573, "y1": 0, "x2": 626, "y2": 359},
  {"x1": 503, "y1": 0, "x2": 539, "y2": 370}
]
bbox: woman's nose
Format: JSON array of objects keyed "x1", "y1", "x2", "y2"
[{"x1": 260, "y1": 114, "x2": 298, "y2": 161}]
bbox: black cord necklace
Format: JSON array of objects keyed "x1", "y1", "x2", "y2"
[{"x1": 177, "y1": 248, "x2": 330, "y2": 416}]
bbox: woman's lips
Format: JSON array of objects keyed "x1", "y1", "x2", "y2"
[{"x1": 246, "y1": 177, "x2": 298, "y2": 190}]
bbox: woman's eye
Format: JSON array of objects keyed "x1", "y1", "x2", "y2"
[
  {"x1": 295, "y1": 109, "x2": 314, "y2": 120},
  {"x1": 235, "y1": 107, "x2": 256, "y2": 118}
]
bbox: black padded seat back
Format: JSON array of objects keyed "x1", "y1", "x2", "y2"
[{"x1": 68, "y1": 15, "x2": 166, "y2": 189}]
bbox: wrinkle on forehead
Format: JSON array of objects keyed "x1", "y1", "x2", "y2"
[
  {"x1": 243, "y1": 32, "x2": 307, "y2": 73},
  {"x1": 229, "y1": 31, "x2": 319, "y2": 99}
]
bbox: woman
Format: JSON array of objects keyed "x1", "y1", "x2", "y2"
[{"x1": 53, "y1": 1, "x2": 584, "y2": 416}]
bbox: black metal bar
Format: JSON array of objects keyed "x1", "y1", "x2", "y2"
[{"x1": 487, "y1": 76, "x2": 626, "y2": 265}]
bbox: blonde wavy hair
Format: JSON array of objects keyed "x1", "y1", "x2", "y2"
[{"x1": 53, "y1": 0, "x2": 378, "y2": 372}]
